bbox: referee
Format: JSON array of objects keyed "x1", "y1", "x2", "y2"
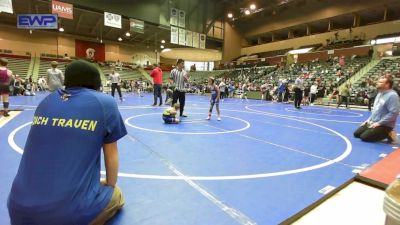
[
  {"x1": 109, "y1": 67, "x2": 123, "y2": 101},
  {"x1": 169, "y1": 59, "x2": 189, "y2": 117}
]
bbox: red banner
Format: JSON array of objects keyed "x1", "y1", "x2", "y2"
[
  {"x1": 52, "y1": 0, "x2": 73, "y2": 19},
  {"x1": 75, "y1": 40, "x2": 105, "y2": 62}
]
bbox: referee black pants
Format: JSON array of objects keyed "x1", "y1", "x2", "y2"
[
  {"x1": 172, "y1": 90, "x2": 185, "y2": 116},
  {"x1": 111, "y1": 83, "x2": 122, "y2": 98}
]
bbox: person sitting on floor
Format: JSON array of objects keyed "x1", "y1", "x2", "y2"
[
  {"x1": 162, "y1": 103, "x2": 180, "y2": 124},
  {"x1": 354, "y1": 74, "x2": 400, "y2": 143}
]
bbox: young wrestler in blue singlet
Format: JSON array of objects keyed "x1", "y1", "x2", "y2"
[{"x1": 206, "y1": 77, "x2": 221, "y2": 121}]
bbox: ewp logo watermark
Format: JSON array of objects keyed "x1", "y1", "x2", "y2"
[{"x1": 17, "y1": 14, "x2": 58, "y2": 29}]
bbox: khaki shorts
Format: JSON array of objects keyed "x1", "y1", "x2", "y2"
[{"x1": 89, "y1": 184, "x2": 125, "y2": 225}]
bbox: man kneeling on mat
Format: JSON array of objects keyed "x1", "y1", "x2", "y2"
[
  {"x1": 354, "y1": 74, "x2": 400, "y2": 143},
  {"x1": 163, "y1": 103, "x2": 180, "y2": 124}
]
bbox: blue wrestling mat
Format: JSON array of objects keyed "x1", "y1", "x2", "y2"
[{"x1": 0, "y1": 93, "x2": 397, "y2": 225}]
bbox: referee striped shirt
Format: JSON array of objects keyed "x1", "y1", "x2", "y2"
[
  {"x1": 169, "y1": 68, "x2": 187, "y2": 91},
  {"x1": 109, "y1": 73, "x2": 121, "y2": 84}
]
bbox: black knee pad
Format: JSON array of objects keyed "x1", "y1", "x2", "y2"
[{"x1": 3, "y1": 102, "x2": 9, "y2": 109}]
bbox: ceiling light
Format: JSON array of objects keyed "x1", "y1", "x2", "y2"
[
  {"x1": 125, "y1": 32, "x2": 131, "y2": 37},
  {"x1": 385, "y1": 51, "x2": 393, "y2": 56},
  {"x1": 227, "y1": 13, "x2": 233, "y2": 18},
  {"x1": 100, "y1": 39, "x2": 103, "y2": 43},
  {"x1": 250, "y1": 4, "x2": 256, "y2": 10},
  {"x1": 29, "y1": 30, "x2": 32, "y2": 34},
  {"x1": 244, "y1": 9, "x2": 250, "y2": 15},
  {"x1": 288, "y1": 48, "x2": 313, "y2": 54},
  {"x1": 376, "y1": 37, "x2": 400, "y2": 44},
  {"x1": 160, "y1": 45, "x2": 165, "y2": 49},
  {"x1": 59, "y1": 27, "x2": 64, "y2": 32},
  {"x1": 161, "y1": 40, "x2": 165, "y2": 43},
  {"x1": 118, "y1": 37, "x2": 122, "y2": 41},
  {"x1": 161, "y1": 48, "x2": 171, "y2": 53}
]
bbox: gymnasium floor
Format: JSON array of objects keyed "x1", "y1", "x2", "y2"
[{"x1": 0, "y1": 93, "x2": 397, "y2": 225}]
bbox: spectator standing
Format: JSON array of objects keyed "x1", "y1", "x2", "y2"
[
  {"x1": 150, "y1": 64, "x2": 163, "y2": 106},
  {"x1": 310, "y1": 82, "x2": 318, "y2": 105},
  {"x1": 294, "y1": 75, "x2": 304, "y2": 109},
  {"x1": 47, "y1": 61, "x2": 64, "y2": 91},
  {"x1": 337, "y1": 84, "x2": 351, "y2": 109},
  {"x1": 367, "y1": 81, "x2": 378, "y2": 111}
]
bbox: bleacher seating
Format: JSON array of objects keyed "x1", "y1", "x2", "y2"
[
  {"x1": 353, "y1": 58, "x2": 400, "y2": 90},
  {"x1": 319, "y1": 40, "x2": 364, "y2": 51},
  {"x1": 37, "y1": 58, "x2": 71, "y2": 81},
  {"x1": 375, "y1": 32, "x2": 400, "y2": 39},
  {"x1": 258, "y1": 48, "x2": 292, "y2": 58},
  {"x1": 0, "y1": 55, "x2": 31, "y2": 78},
  {"x1": 101, "y1": 66, "x2": 143, "y2": 81}
]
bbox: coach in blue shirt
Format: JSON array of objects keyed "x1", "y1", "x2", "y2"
[
  {"x1": 8, "y1": 60, "x2": 127, "y2": 225},
  {"x1": 354, "y1": 74, "x2": 400, "y2": 143}
]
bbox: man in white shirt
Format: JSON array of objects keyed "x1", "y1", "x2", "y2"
[
  {"x1": 219, "y1": 80, "x2": 226, "y2": 100},
  {"x1": 310, "y1": 82, "x2": 318, "y2": 105},
  {"x1": 260, "y1": 81, "x2": 269, "y2": 101},
  {"x1": 47, "y1": 61, "x2": 64, "y2": 91}
]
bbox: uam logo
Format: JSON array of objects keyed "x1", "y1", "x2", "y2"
[
  {"x1": 106, "y1": 13, "x2": 113, "y2": 21},
  {"x1": 52, "y1": 1, "x2": 73, "y2": 19},
  {"x1": 52, "y1": 4, "x2": 72, "y2": 13},
  {"x1": 17, "y1": 14, "x2": 58, "y2": 29}
]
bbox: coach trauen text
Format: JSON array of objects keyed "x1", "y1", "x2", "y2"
[{"x1": 32, "y1": 116, "x2": 98, "y2": 132}]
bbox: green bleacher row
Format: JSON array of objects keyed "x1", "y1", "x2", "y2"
[
  {"x1": 353, "y1": 58, "x2": 400, "y2": 89},
  {"x1": 162, "y1": 70, "x2": 228, "y2": 83},
  {"x1": 1, "y1": 55, "x2": 227, "y2": 85},
  {"x1": 2, "y1": 57, "x2": 30, "y2": 79},
  {"x1": 3, "y1": 54, "x2": 399, "y2": 101},
  {"x1": 0, "y1": 56, "x2": 146, "y2": 83}
]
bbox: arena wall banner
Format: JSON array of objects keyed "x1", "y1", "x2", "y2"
[
  {"x1": 170, "y1": 8, "x2": 178, "y2": 26},
  {"x1": 17, "y1": 14, "x2": 58, "y2": 29},
  {"x1": 178, "y1": 10, "x2": 185, "y2": 28},
  {"x1": 75, "y1": 39, "x2": 105, "y2": 62},
  {"x1": 186, "y1": 30, "x2": 193, "y2": 47},
  {"x1": 130, "y1": 18, "x2": 144, "y2": 34},
  {"x1": 170, "y1": 26, "x2": 178, "y2": 44},
  {"x1": 199, "y1": 34, "x2": 206, "y2": 49},
  {"x1": 0, "y1": 0, "x2": 13, "y2": 14},
  {"x1": 51, "y1": 0, "x2": 73, "y2": 19},
  {"x1": 178, "y1": 28, "x2": 186, "y2": 46},
  {"x1": 104, "y1": 12, "x2": 121, "y2": 29},
  {"x1": 192, "y1": 32, "x2": 199, "y2": 48}
]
